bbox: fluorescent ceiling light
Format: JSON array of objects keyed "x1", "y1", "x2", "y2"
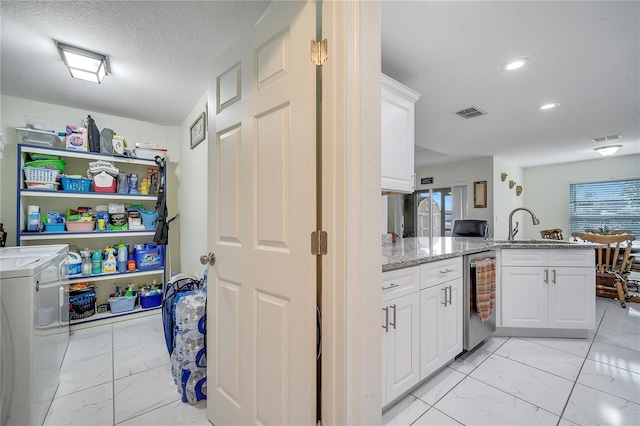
[
  {"x1": 57, "y1": 42, "x2": 109, "y2": 83},
  {"x1": 538, "y1": 103, "x2": 560, "y2": 110},
  {"x1": 502, "y1": 58, "x2": 529, "y2": 71},
  {"x1": 594, "y1": 145, "x2": 622, "y2": 157}
]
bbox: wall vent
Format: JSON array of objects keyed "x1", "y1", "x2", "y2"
[
  {"x1": 455, "y1": 107, "x2": 487, "y2": 119},
  {"x1": 592, "y1": 134, "x2": 622, "y2": 143}
]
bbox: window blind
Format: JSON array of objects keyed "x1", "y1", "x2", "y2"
[{"x1": 569, "y1": 179, "x2": 640, "y2": 235}]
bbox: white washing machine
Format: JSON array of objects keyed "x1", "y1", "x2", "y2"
[{"x1": 1, "y1": 244, "x2": 69, "y2": 426}]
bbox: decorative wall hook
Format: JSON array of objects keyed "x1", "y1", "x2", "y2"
[
  {"x1": 501, "y1": 172, "x2": 507, "y2": 182},
  {"x1": 516, "y1": 185, "x2": 523, "y2": 196},
  {"x1": 509, "y1": 180, "x2": 516, "y2": 189}
]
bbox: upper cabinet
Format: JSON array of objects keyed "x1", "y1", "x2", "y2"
[{"x1": 381, "y1": 74, "x2": 421, "y2": 194}]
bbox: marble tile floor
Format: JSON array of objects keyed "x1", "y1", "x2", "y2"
[
  {"x1": 45, "y1": 297, "x2": 640, "y2": 426},
  {"x1": 383, "y1": 297, "x2": 640, "y2": 426},
  {"x1": 44, "y1": 313, "x2": 209, "y2": 426}
]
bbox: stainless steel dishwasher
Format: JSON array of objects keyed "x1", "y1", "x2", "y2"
[{"x1": 463, "y1": 250, "x2": 497, "y2": 351}]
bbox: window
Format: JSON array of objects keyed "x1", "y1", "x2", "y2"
[{"x1": 569, "y1": 179, "x2": 640, "y2": 235}]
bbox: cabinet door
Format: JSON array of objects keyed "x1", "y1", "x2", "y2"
[
  {"x1": 381, "y1": 75, "x2": 419, "y2": 193},
  {"x1": 386, "y1": 292, "x2": 420, "y2": 402},
  {"x1": 420, "y1": 285, "x2": 443, "y2": 380},
  {"x1": 501, "y1": 267, "x2": 548, "y2": 328},
  {"x1": 548, "y1": 267, "x2": 596, "y2": 329},
  {"x1": 441, "y1": 278, "x2": 463, "y2": 361},
  {"x1": 381, "y1": 306, "x2": 388, "y2": 407}
]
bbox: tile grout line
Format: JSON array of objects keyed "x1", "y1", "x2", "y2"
[
  {"x1": 410, "y1": 337, "x2": 511, "y2": 425},
  {"x1": 489, "y1": 330, "x2": 601, "y2": 384},
  {"x1": 556, "y1": 303, "x2": 608, "y2": 425}
]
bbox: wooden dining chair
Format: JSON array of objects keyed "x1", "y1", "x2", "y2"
[
  {"x1": 571, "y1": 232, "x2": 636, "y2": 308},
  {"x1": 540, "y1": 228, "x2": 563, "y2": 240},
  {"x1": 584, "y1": 229, "x2": 632, "y2": 235}
]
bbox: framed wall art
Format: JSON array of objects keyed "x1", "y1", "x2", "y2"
[
  {"x1": 190, "y1": 112, "x2": 206, "y2": 149},
  {"x1": 474, "y1": 180, "x2": 487, "y2": 208}
]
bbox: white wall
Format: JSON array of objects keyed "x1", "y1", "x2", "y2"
[
  {"x1": 414, "y1": 156, "x2": 495, "y2": 235},
  {"x1": 177, "y1": 92, "x2": 209, "y2": 277},
  {"x1": 493, "y1": 156, "x2": 524, "y2": 239},
  {"x1": 522, "y1": 154, "x2": 640, "y2": 240},
  {"x1": 0, "y1": 95, "x2": 181, "y2": 269}
]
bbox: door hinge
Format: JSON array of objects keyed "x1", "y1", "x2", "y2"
[
  {"x1": 311, "y1": 230, "x2": 328, "y2": 255},
  {"x1": 310, "y1": 39, "x2": 328, "y2": 66}
]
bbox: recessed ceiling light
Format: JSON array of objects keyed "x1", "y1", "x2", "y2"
[
  {"x1": 502, "y1": 58, "x2": 529, "y2": 71},
  {"x1": 538, "y1": 103, "x2": 560, "y2": 110},
  {"x1": 594, "y1": 145, "x2": 622, "y2": 157}
]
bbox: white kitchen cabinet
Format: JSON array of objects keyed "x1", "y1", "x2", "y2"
[
  {"x1": 419, "y1": 258, "x2": 463, "y2": 380},
  {"x1": 381, "y1": 266, "x2": 421, "y2": 407},
  {"x1": 381, "y1": 74, "x2": 421, "y2": 194},
  {"x1": 501, "y1": 266, "x2": 547, "y2": 328},
  {"x1": 17, "y1": 143, "x2": 165, "y2": 327},
  {"x1": 501, "y1": 249, "x2": 595, "y2": 329}
]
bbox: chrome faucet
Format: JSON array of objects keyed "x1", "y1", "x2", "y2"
[{"x1": 508, "y1": 207, "x2": 540, "y2": 241}]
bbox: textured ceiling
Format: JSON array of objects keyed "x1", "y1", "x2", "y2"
[
  {"x1": 2, "y1": 1, "x2": 638, "y2": 168},
  {"x1": 1, "y1": 1, "x2": 270, "y2": 125}
]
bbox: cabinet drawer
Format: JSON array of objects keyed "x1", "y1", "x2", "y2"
[
  {"x1": 548, "y1": 249, "x2": 595, "y2": 267},
  {"x1": 501, "y1": 249, "x2": 546, "y2": 266},
  {"x1": 420, "y1": 257, "x2": 462, "y2": 289},
  {"x1": 382, "y1": 266, "x2": 420, "y2": 302}
]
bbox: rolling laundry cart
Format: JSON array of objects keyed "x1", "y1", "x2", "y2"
[{"x1": 162, "y1": 273, "x2": 205, "y2": 355}]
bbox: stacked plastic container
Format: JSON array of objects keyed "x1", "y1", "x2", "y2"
[{"x1": 170, "y1": 291, "x2": 207, "y2": 404}]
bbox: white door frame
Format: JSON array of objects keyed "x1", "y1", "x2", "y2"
[{"x1": 321, "y1": 1, "x2": 382, "y2": 424}]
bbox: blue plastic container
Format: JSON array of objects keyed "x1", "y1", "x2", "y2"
[
  {"x1": 141, "y1": 293, "x2": 162, "y2": 309},
  {"x1": 44, "y1": 223, "x2": 65, "y2": 232},
  {"x1": 141, "y1": 210, "x2": 158, "y2": 230},
  {"x1": 135, "y1": 243, "x2": 164, "y2": 270}
]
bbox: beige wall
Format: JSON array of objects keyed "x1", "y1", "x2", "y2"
[
  {"x1": 177, "y1": 92, "x2": 209, "y2": 277},
  {"x1": 493, "y1": 156, "x2": 524, "y2": 239},
  {"x1": 415, "y1": 156, "x2": 495, "y2": 235},
  {"x1": 522, "y1": 154, "x2": 640, "y2": 240},
  {"x1": 0, "y1": 95, "x2": 181, "y2": 270}
]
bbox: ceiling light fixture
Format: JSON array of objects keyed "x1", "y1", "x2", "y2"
[
  {"x1": 502, "y1": 58, "x2": 529, "y2": 71},
  {"x1": 57, "y1": 41, "x2": 109, "y2": 84},
  {"x1": 594, "y1": 145, "x2": 622, "y2": 157},
  {"x1": 538, "y1": 103, "x2": 560, "y2": 110}
]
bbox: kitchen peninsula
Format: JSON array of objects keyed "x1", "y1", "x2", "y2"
[
  {"x1": 382, "y1": 236, "x2": 597, "y2": 272},
  {"x1": 381, "y1": 236, "x2": 601, "y2": 410}
]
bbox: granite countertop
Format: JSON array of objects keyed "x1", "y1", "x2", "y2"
[{"x1": 382, "y1": 237, "x2": 602, "y2": 272}]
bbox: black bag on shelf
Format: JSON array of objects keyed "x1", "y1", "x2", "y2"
[{"x1": 87, "y1": 115, "x2": 100, "y2": 152}]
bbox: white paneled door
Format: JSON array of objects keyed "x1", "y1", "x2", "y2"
[{"x1": 206, "y1": 1, "x2": 317, "y2": 425}]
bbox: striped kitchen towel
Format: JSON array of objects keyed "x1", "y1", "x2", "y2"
[{"x1": 475, "y1": 258, "x2": 496, "y2": 322}]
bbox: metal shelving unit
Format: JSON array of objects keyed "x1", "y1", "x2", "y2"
[{"x1": 16, "y1": 142, "x2": 166, "y2": 326}]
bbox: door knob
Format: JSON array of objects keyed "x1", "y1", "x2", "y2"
[{"x1": 200, "y1": 252, "x2": 216, "y2": 266}]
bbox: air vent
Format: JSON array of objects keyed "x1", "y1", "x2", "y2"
[
  {"x1": 455, "y1": 107, "x2": 487, "y2": 119},
  {"x1": 592, "y1": 134, "x2": 622, "y2": 143}
]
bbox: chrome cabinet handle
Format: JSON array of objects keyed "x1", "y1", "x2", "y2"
[
  {"x1": 552, "y1": 269, "x2": 556, "y2": 284},
  {"x1": 441, "y1": 287, "x2": 448, "y2": 306},
  {"x1": 447, "y1": 285, "x2": 452, "y2": 305},
  {"x1": 544, "y1": 268, "x2": 549, "y2": 284},
  {"x1": 382, "y1": 283, "x2": 400, "y2": 291},
  {"x1": 390, "y1": 304, "x2": 397, "y2": 330},
  {"x1": 439, "y1": 268, "x2": 453, "y2": 274},
  {"x1": 382, "y1": 306, "x2": 389, "y2": 332}
]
